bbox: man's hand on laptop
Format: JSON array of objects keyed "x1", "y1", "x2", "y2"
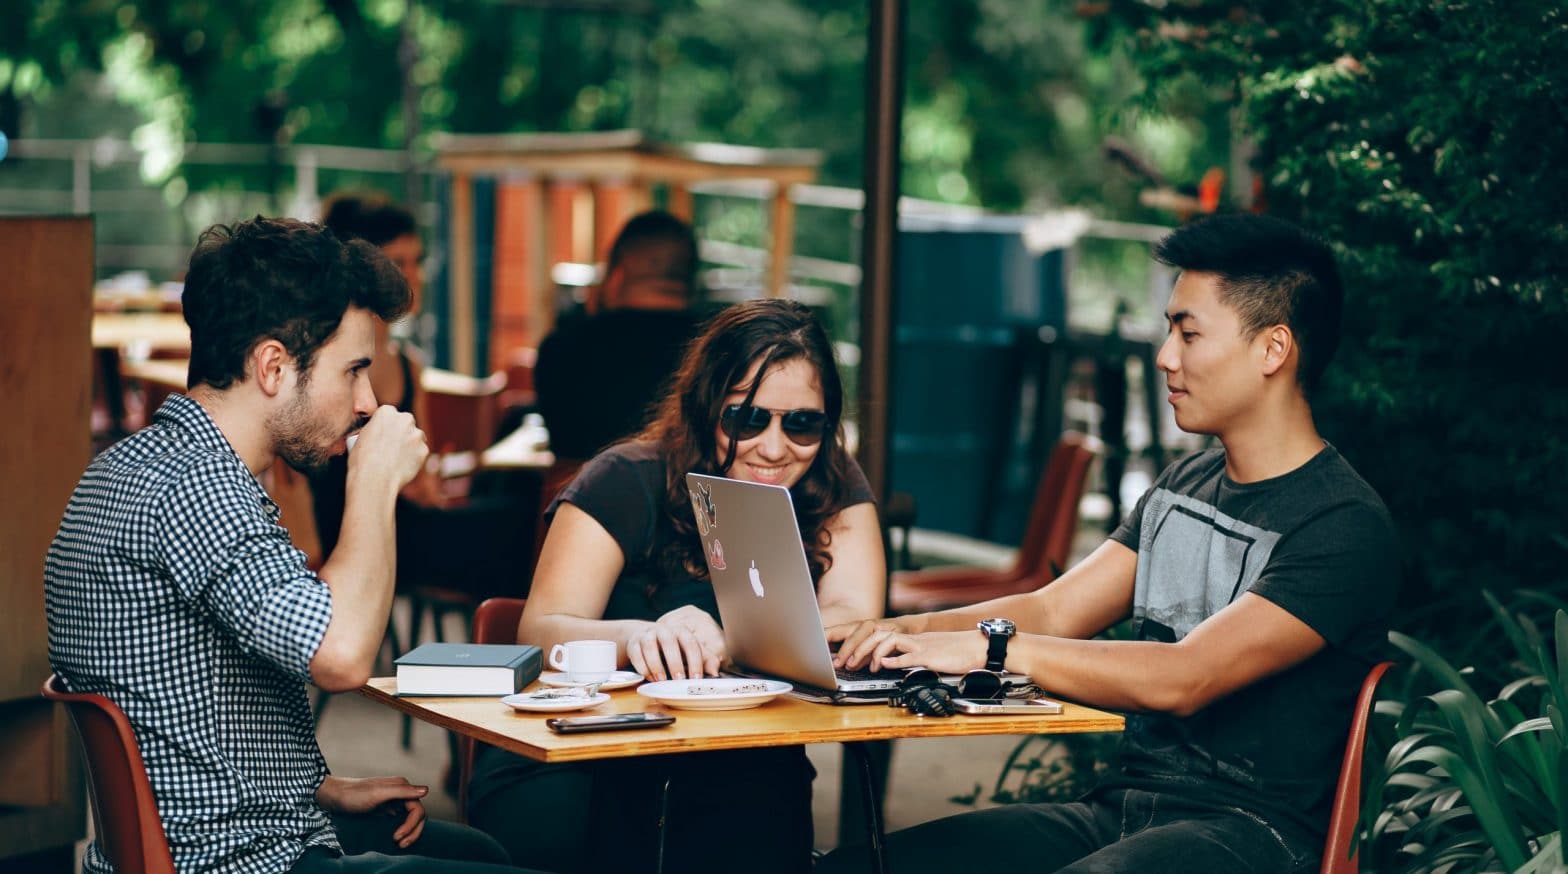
[
  {"x1": 828, "y1": 615, "x2": 926, "y2": 670},
  {"x1": 861, "y1": 630, "x2": 990, "y2": 674},
  {"x1": 627, "y1": 605, "x2": 727, "y2": 681}
]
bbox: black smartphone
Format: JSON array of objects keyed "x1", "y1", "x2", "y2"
[{"x1": 546, "y1": 712, "x2": 677, "y2": 734}]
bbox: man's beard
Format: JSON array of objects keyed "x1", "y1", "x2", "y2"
[{"x1": 272, "y1": 382, "x2": 348, "y2": 475}]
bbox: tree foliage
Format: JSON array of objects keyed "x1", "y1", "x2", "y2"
[
  {"x1": 2, "y1": 1, "x2": 1222, "y2": 215},
  {"x1": 1104, "y1": 0, "x2": 1568, "y2": 635}
]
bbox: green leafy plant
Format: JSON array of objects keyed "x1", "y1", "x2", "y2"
[{"x1": 1362, "y1": 591, "x2": 1568, "y2": 873}]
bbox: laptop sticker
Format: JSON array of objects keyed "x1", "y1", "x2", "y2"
[
  {"x1": 688, "y1": 489, "x2": 710, "y2": 535},
  {"x1": 747, "y1": 560, "x2": 765, "y2": 598},
  {"x1": 709, "y1": 538, "x2": 727, "y2": 570},
  {"x1": 696, "y1": 480, "x2": 719, "y2": 530}
]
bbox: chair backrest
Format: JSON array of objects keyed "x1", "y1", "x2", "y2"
[
  {"x1": 421, "y1": 368, "x2": 509, "y2": 454},
  {"x1": 472, "y1": 597, "x2": 528, "y2": 648},
  {"x1": 1320, "y1": 660, "x2": 1394, "y2": 874},
  {"x1": 458, "y1": 597, "x2": 529, "y2": 821},
  {"x1": 40, "y1": 674, "x2": 175, "y2": 874},
  {"x1": 1011, "y1": 432, "x2": 1100, "y2": 580}
]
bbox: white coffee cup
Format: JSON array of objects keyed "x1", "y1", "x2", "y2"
[{"x1": 549, "y1": 639, "x2": 617, "y2": 684}]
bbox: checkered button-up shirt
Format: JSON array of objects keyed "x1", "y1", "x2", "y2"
[{"x1": 46, "y1": 394, "x2": 341, "y2": 873}]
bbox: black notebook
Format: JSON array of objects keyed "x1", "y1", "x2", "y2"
[{"x1": 394, "y1": 642, "x2": 542, "y2": 696}]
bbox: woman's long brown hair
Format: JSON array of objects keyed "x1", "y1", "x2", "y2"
[{"x1": 634, "y1": 299, "x2": 859, "y2": 590}]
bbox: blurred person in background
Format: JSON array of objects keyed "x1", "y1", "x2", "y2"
[{"x1": 533, "y1": 209, "x2": 705, "y2": 462}]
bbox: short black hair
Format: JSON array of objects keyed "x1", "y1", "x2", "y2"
[
  {"x1": 182, "y1": 216, "x2": 411, "y2": 390},
  {"x1": 1154, "y1": 214, "x2": 1344, "y2": 394},
  {"x1": 606, "y1": 209, "x2": 699, "y2": 291},
  {"x1": 321, "y1": 192, "x2": 418, "y2": 248}
]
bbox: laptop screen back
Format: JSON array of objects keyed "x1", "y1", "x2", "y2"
[{"x1": 684, "y1": 472, "x2": 843, "y2": 691}]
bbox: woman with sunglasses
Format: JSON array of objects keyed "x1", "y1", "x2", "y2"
[{"x1": 466, "y1": 298, "x2": 886, "y2": 873}]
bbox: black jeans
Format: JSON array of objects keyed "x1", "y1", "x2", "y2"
[
  {"x1": 817, "y1": 787, "x2": 1318, "y2": 874},
  {"x1": 289, "y1": 809, "x2": 540, "y2": 873}
]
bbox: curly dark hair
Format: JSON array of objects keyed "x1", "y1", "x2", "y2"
[
  {"x1": 636, "y1": 299, "x2": 859, "y2": 589},
  {"x1": 183, "y1": 216, "x2": 410, "y2": 390}
]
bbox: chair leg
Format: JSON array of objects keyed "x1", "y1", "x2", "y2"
[
  {"x1": 846, "y1": 742, "x2": 890, "y2": 874},
  {"x1": 840, "y1": 740, "x2": 892, "y2": 867},
  {"x1": 653, "y1": 776, "x2": 674, "y2": 874},
  {"x1": 383, "y1": 605, "x2": 404, "y2": 671},
  {"x1": 400, "y1": 595, "x2": 427, "y2": 750}
]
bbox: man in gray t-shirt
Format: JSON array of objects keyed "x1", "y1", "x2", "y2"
[{"x1": 823, "y1": 214, "x2": 1397, "y2": 874}]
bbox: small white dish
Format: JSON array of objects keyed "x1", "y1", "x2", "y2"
[
  {"x1": 502, "y1": 691, "x2": 611, "y2": 713},
  {"x1": 538, "y1": 670, "x2": 644, "y2": 691},
  {"x1": 636, "y1": 678, "x2": 792, "y2": 711}
]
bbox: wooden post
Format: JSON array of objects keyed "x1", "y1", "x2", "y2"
[
  {"x1": 524, "y1": 179, "x2": 554, "y2": 347},
  {"x1": 449, "y1": 173, "x2": 476, "y2": 375},
  {"x1": 768, "y1": 184, "x2": 795, "y2": 299},
  {"x1": 592, "y1": 180, "x2": 633, "y2": 264},
  {"x1": 571, "y1": 185, "x2": 595, "y2": 265},
  {"x1": 0, "y1": 216, "x2": 91, "y2": 862},
  {"x1": 666, "y1": 182, "x2": 694, "y2": 221}
]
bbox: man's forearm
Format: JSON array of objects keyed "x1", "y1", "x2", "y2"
[
  {"x1": 908, "y1": 589, "x2": 1054, "y2": 635},
  {"x1": 313, "y1": 474, "x2": 400, "y2": 686},
  {"x1": 1009, "y1": 634, "x2": 1199, "y2": 714}
]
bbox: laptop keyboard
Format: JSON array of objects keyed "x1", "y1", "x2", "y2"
[{"x1": 834, "y1": 664, "x2": 906, "y2": 682}]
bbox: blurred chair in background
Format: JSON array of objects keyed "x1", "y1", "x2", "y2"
[{"x1": 888, "y1": 432, "x2": 1100, "y2": 614}]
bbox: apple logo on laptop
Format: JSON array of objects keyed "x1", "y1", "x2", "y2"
[{"x1": 748, "y1": 560, "x2": 765, "y2": 598}]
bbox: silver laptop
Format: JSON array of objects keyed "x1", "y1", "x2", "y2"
[
  {"x1": 687, "y1": 473, "x2": 1032, "y2": 702},
  {"x1": 686, "y1": 472, "x2": 904, "y2": 695}
]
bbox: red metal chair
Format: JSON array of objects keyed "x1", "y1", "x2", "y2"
[
  {"x1": 40, "y1": 674, "x2": 175, "y2": 874},
  {"x1": 888, "y1": 432, "x2": 1100, "y2": 613},
  {"x1": 1320, "y1": 660, "x2": 1394, "y2": 874},
  {"x1": 457, "y1": 596, "x2": 529, "y2": 822}
]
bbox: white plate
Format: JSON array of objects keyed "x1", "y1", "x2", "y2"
[
  {"x1": 501, "y1": 691, "x2": 611, "y2": 713},
  {"x1": 537, "y1": 670, "x2": 644, "y2": 691},
  {"x1": 636, "y1": 679, "x2": 792, "y2": 711}
]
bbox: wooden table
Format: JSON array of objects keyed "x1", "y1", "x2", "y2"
[
  {"x1": 478, "y1": 422, "x2": 555, "y2": 472},
  {"x1": 91, "y1": 313, "x2": 191, "y2": 437},
  {"x1": 120, "y1": 358, "x2": 189, "y2": 390},
  {"x1": 361, "y1": 677, "x2": 1120, "y2": 763},
  {"x1": 360, "y1": 677, "x2": 1122, "y2": 871},
  {"x1": 91, "y1": 312, "x2": 190, "y2": 352}
]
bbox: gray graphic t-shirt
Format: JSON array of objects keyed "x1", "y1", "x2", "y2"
[{"x1": 1105, "y1": 444, "x2": 1397, "y2": 848}]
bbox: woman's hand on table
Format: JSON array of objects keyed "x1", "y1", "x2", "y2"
[
  {"x1": 315, "y1": 775, "x2": 428, "y2": 848},
  {"x1": 627, "y1": 605, "x2": 726, "y2": 681}
]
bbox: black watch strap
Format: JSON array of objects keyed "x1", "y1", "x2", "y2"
[{"x1": 985, "y1": 633, "x2": 1009, "y2": 672}]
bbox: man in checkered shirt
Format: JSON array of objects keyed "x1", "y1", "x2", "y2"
[{"x1": 46, "y1": 218, "x2": 540, "y2": 873}]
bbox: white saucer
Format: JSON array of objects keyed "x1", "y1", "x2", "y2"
[
  {"x1": 538, "y1": 670, "x2": 644, "y2": 691},
  {"x1": 502, "y1": 691, "x2": 611, "y2": 713},
  {"x1": 636, "y1": 678, "x2": 792, "y2": 711}
]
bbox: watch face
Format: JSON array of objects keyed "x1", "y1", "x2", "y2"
[{"x1": 979, "y1": 618, "x2": 1016, "y2": 637}]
